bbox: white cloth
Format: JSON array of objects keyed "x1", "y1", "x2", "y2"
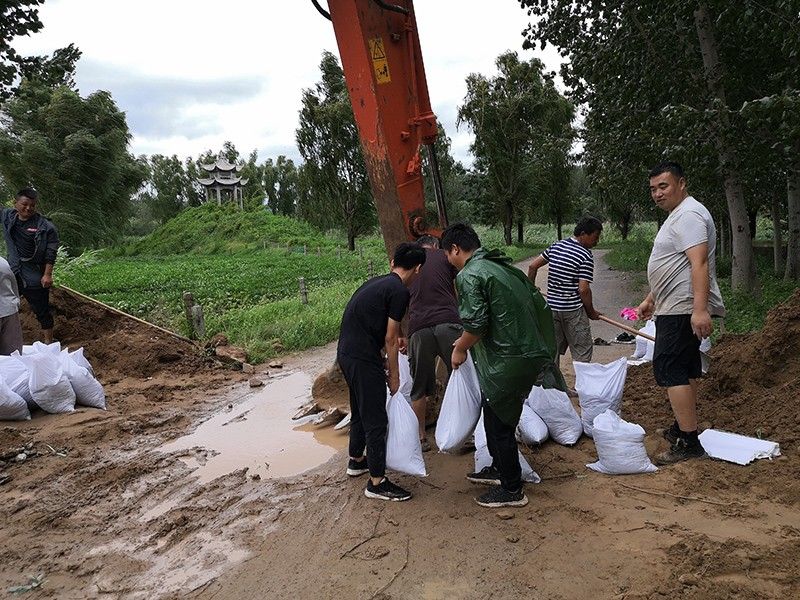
[{"x1": 698, "y1": 429, "x2": 781, "y2": 465}]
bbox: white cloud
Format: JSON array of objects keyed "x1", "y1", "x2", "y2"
[{"x1": 12, "y1": 0, "x2": 563, "y2": 166}]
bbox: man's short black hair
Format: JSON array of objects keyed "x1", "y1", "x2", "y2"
[
  {"x1": 16, "y1": 187, "x2": 38, "y2": 202},
  {"x1": 649, "y1": 161, "x2": 685, "y2": 180},
  {"x1": 393, "y1": 242, "x2": 427, "y2": 269},
  {"x1": 574, "y1": 216, "x2": 603, "y2": 237},
  {"x1": 416, "y1": 234, "x2": 440, "y2": 248},
  {"x1": 441, "y1": 223, "x2": 481, "y2": 252}
]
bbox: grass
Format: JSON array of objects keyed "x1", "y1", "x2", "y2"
[{"x1": 55, "y1": 208, "x2": 547, "y2": 362}]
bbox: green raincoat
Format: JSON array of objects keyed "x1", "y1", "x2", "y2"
[{"x1": 456, "y1": 248, "x2": 566, "y2": 426}]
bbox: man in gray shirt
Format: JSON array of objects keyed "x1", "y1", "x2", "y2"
[
  {"x1": 637, "y1": 162, "x2": 725, "y2": 465},
  {"x1": 0, "y1": 256, "x2": 24, "y2": 355}
]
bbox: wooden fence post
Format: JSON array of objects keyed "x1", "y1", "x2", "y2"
[
  {"x1": 299, "y1": 277, "x2": 308, "y2": 304},
  {"x1": 191, "y1": 304, "x2": 206, "y2": 339}
]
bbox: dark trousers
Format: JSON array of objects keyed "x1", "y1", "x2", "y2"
[
  {"x1": 338, "y1": 354, "x2": 387, "y2": 479},
  {"x1": 17, "y1": 276, "x2": 53, "y2": 330},
  {"x1": 483, "y1": 399, "x2": 522, "y2": 492}
]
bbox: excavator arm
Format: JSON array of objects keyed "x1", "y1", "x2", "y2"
[{"x1": 312, "y1": 0, "x2": 447, "y2": 257}]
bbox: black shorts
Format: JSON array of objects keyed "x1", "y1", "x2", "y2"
[{"x1": 653, "y1": 314, "x2": 701, "y2": 387}]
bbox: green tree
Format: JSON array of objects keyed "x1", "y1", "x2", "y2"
[
  {"x1": 1, "y1": 0, "x2": 43, "y2": 99},
  {"x1": 296, "y1": 51, "x2": 375, "y2": 250},
  {"x1": 145, "y1": 154, "x2": 190, "y2": 224},
  {"x1": 458, "y1": 51, "x2": 574, "y2": 244},
  {"x1": 0, "y1": 80, "x2": 146, "y2": 249}
]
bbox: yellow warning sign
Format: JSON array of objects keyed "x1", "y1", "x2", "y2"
[{"x1": 368, "y1": 37, "x2": 391, "y2": 84}]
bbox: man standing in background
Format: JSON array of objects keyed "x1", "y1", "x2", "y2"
[
  {"x1": 527, "y1": 216, "x2": 603, "y2": 366},
  {"x1": 2, "y1": 188, "x2": 59, "y2": 344},
  {"x1": 0, "y1": 256, "x2": 23, "y2": 355},
  {"x1": 637, "y1": 161, "x2": 725, "y2": 465},
  {"x1": 405, "y1": 235, "x2": 462, "y2": 452}
]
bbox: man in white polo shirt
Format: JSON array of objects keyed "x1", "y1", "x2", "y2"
[
  {"x1": 637, "y1": 161, "x2": 725, "y2": 465},
  {"x1": 528, "y1": 216, "x2": 603, "y2": 365}
]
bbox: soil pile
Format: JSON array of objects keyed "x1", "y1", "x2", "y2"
[
  {"x1": 623, "y1": 288, "x2": 800, "y2": 504},
  {"x1": 18, "y1": 287, "x2": 212, "y2": 379}
]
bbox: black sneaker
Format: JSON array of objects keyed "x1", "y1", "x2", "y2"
[
  {"x1": 466, "y1": 465, "x2": 502, "y2": 486},
  {"x1": 475, "y1": 486, "x2": 528, "y2": 508},
  {"x1": 346, "y1": 458, "x2": 369, "y2": 477},
  {"x1": 364, "y1": 478, "x2": 412, "y2": 502},
  {"x1": 654, "y1": 438, "x2": 706, "y2": 465}
]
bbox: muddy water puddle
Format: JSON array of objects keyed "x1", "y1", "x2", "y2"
[{"x1": 158, "y1": 371, "x2": 347, "y2": 483}]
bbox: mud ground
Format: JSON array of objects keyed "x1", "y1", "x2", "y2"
[{"x1": 1, "y1": 256, "x2": 798, "y2": 599}]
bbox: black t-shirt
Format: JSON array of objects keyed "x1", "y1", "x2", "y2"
[
  {"x1": 337, "y1": 273, "x2": 409, "y2": 364},
  {"x1": 11, "y1": 215, "x2": 38, "y2": 260}
]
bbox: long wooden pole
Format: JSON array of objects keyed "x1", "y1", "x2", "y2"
[
  {"x1": 59, "y1": 285, "x2": 197, "y2": 346},
  {"x1": 598, "y1": 315, "x2": 655, "y2": 341}
]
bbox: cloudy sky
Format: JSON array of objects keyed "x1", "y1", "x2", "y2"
[{"x1": 13, "y1": 0, "x2": 563, "y2": 166}]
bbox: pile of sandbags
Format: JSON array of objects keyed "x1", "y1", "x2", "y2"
[{"x1": 0, "y1": 342, "x2": 105, "y2": 420}]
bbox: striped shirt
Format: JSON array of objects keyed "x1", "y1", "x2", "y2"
[{"x1": 541, "y1": 237, "x2": 594, "y2": 311}]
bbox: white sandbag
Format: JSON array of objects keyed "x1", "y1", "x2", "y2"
[
  {"x1": 0, "y1": 353, "x2": 32, "y2": 404},
  {"x1": 32, "y1": 341, "x2": 62, "y2": 355},
  {"x1": 698, "y1": 429, "x2": 781, "y2": 465},
  {"x1": 0, "y1": 377, "x2": 30, "y2": 421},
  {"x1": 474, "y1": 413, "x2": 540, "y2": 484},
  {"x1": 631, "y1": 320, "x2": 656, "y2": 360},
  {"x1": 517, "y1": 404, "x2": 549, "y2": 445},
  {"x1": 575, "y1": 357, "x2": 628, "y2": 438},
  {"x1": 385, "y1": 390, "x2": 426, "y2": 476},
  {"x1": 69, "y1": 347, "x2": 95, "y2": 375},
  {"x1": 435, "y1": 353, "x2": 481, "y2": 452},
  {"x1": 18, "y1": 352, "x2": 75, "y2": 414},
  {"x1": 586, "y1": 410, "x2": 657, "y2": 474},
  {"x1": 60, "y1": 350, "x2": 106, "y2": 409},
  {"x1": 398, "y1": 353, "x2": 412, "y2": 403},
  {"x1": 526, "y1": 386, "x2": 583, "y2": 445}
]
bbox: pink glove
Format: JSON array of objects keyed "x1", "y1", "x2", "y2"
[{"x1": 620, "y1": 307, "x2": 638, "y2": 321}]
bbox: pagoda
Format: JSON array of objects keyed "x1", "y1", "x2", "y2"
[{"x1": 197, "y1": 155, "x2": 248, "y2": 209}]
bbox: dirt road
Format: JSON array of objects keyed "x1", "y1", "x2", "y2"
[{"x1": 1, "y1": 254, "x2": 798, "y2": 599}]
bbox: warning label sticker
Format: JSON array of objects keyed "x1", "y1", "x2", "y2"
[{"x1": 368, "y1": 37, "x2": 391, "y2": 84}]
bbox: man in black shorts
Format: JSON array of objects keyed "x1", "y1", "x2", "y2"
[
  {"x1": 337, "y1": 242, "x2": 426, "y2": 501},
  {"x1": 637, "y1": 162, "x2": 725, "y2": 464}
]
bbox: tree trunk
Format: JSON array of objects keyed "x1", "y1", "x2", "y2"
[
  {"x1": 556, "y1": 214, "x2": 563, "y2": 240},
  {"x1": 347, "y1": 230, "x2": 356, "y2": 252},
  {"x1": 694, "y1": 3, "x2": 757, "y2": 292},
  {"x1": 771, "y1": 193, "x2": 784, "y2": 275},
  {"x1": 619, "y1": 212, "x2": 631, "y2": 240},
  {"x1": 503, "y1": 201, "x2": 513, "y2": 245},
  {"x1": 786, "y1": 163, "x2": 800, "y2": 280},
  {"x1": 517, "y1": 217, "x2": 524, "y2": 244}
]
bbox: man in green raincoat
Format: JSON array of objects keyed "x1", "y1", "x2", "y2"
[{"x1": 441, "y1": 223, "x2": 564, "y2": 508}]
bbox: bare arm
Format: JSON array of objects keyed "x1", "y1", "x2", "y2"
[
  {"x1": 451, "y1": 330, "x2": 482, "y2": 369},
  {"x1": 385, "y1": 318, "x2": 402, "y2": 394},
  {"x1": 637, "y1": 291, "x2": 655, "y2": 320},
  {"x1": 41, "y1": 263, "x2": 54, "y2": 288},
  {"x1": 685, "y1": 243, "x2": 712, "y2": 338},
  {"x1": 527, "y1": 255, "x2": 547, "y2": 287},
  {"x1": 578, "y1": 280, "x2": 600, "y2": 320}
]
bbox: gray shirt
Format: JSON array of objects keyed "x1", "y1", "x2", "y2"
[
  {"x1": 0, "y1": 256, "x2": 20, "y2": 318},
  {"x1": 647, "y1": 196, "x2": 725, "y2": 317}
]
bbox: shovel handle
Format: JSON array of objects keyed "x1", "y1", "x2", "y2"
[{"x1": 598, "y1": 314, "x2": 655, "y2": 342}]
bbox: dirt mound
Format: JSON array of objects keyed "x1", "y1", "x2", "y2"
[
  {"x1": 623, "y1": 288, "x2": 800, "y2": 504},
  {"x1": 18, "y1": 287, "x2": 213, "y2": 379}
]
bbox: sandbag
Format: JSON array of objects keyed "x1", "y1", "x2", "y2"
[
  {"x1": 575, "y1": 357, "x2": 628, "y2": 438},
  {"x1": 0, "y1": 377, "x2": 30, "y2": 421},
  {"x1": 385, "y1": 390, "x2": 426, "y2": 476},
  {"x1": 61, "y1": 350, "x2": 106, "y2": 409},
  {"x1": 631, "y1": 320, "x2": 656, "y2": 360},
  {"x1": 18, "y1": 352, "x2": 76, "y2": 414},
  {"x1": 398, "y1": 353, "x2": 412, "y2": 403},
  {"x1": 586, "y1": 409, "x2": 657, "y2": 474},
  {"x1": 474, "y1": 413, "x2": 540, "y2": 484},
  {"x1": 69, "y1": 347, "x2": 95, "y2": 376},
  {"x1": 0, "y1": 353, "x2": 32, "y2": 404},
  {"x1": 700, "y1": 337, "x2": 711, "y2": 375},
  {"x1": 31, "y1": 341, "x2": 62, "y2": 356},
  {"x1": 526, "y1": 386, "x2": 583, "y2": 445},
  {"x1": 434, "y1": 353, "x2": 481, "y2": 452},
  {"x1": 517, "y1": 404, "x2": 549, "y2": 445}
]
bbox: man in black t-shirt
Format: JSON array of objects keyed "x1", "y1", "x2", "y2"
[{"x1": 338, "y1": 242, "x2": 426, "y2": 502}]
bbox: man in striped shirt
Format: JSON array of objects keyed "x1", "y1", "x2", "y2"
[{"x1": 527, "y1": 217, "x2": 603, "y2": 364}]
